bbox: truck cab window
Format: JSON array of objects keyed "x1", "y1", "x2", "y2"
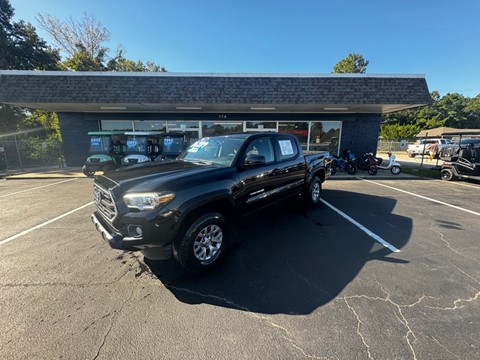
[{"x1": 245, "y1": 138, "x2": 274, "y2": 163}]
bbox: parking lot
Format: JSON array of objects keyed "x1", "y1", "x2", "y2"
[{"x1": 1, "y1": 174, "x2": 479, "y2": 359}]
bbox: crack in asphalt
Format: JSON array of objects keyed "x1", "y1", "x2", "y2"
[
  {"x1": 430, "y1": 224, "x2": 480, "y2": 266},
  {"x1": 342, "y1": 278, "x2": 478, "y2": 360},
  {"x1": 165, "y1": 284, "x2": 332, "y2": 359},
  {"x1": 338, "y1": 278, "x2": 422, "y2": 360},
  {"x1": 431, "y1": 336, "x2": 462, "y2": 360},
  {"x1": 343, "y1": 298, "x2": 373, "y2": 360},
  {"x1": 0, "y1": 253, "x2": 150, "y2": 289},
  {"x1": 92, "y1": 288, "x2": 135, "y2": 360},
  {"x1": 424, "y1": 291, "x2": 480, "y2": 311}
]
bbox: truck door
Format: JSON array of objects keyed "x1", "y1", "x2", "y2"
[
  {"x1": 235, "y1": 137, "x2": 281, "y2": 214},
  {"x1": 234, "y1": 136, "x2": 306, "y2": 214},
  {"x1": 271, "y1": 135, "x2": 307, "y2": 199}
]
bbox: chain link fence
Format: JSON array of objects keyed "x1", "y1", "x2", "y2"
[
  {"x1": 377, "y1": 139, "x2": 413, "y2": 153},
  {"x1": 0, "y1": 131, "x2": 64, "y2": 171}
]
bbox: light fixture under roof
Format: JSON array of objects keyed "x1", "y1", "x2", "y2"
[
  {"x1": 175, "y1": 106, "x2": 202, "y2": 110},
  {"x1": 100, "y1": 106, "x2": 127, "y2": 110},
  {"x1": 250, "y1": 107, "x2": 276, "y2": 111},
  {"x1": 324, "y1": 107, "x2": 349, "y2": 111}
]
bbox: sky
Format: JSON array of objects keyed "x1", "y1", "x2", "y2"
[{"x1": 9, "y1": 0, "x2": 480, "y2": 97}]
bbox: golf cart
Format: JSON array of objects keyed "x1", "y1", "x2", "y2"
[
  {"x1": 439, "y1": 131, "x2": 480, "y2": 182},
  {"x1": 82, "y1": 131, "x2": 125, "y2": 177},
  {"x1": 157, "y1": 132, "x2": 188, "y2": 160},
  {"x1": 122, "y1": 131, "x2": 163, "y2": 165}
]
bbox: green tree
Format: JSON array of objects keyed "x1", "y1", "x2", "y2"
[
  {"x1": 60, "y1": 43, "x2": 106, "y2": 71},
  {"x1": 106, "y1": 48, "x2": 167, "y2": 72},
  {"x1": 382, "y1": 91, "x2": 480, "y2": 139},
  {"x1": 17, "y1": 110, "x2": 64, "y2": 164},
  {"x1": 464, "y1": 95, "x2": 480, "y2": 128},
  {"x1": 380, "y1": 123, "x2": 419, "y2": 140},
  {"x1": 0, "y1": 104, "x2": 24, "y2": 134},
  {"x1": 333, "y1": 53, "x2": 369, "y2": 73},
  {"x1": 0, "y1": 0, "x2": 59, "y2": 70},
  {"x1": 0, "y1": 0, "x2": 61, "y2": 165},
  {"x1": 37, "y1": 13, "x2": 167, "y2": 72}
]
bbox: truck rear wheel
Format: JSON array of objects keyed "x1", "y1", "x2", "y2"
[
  {"x1": 304, "y1": 176, "x2": 322, "y2": 208},
  {"x1": 174, "y1": 212, "x2": 228, "y2": 272}
]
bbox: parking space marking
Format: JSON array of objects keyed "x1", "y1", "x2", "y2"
[
  {"x1": 0, "y1": 178, "x2": 78, "y2": 198},
  {"x1": 0, "y1": 201, "x2": 94, "y2": 247},
  {"x1": 320, "y1": 198, "x2": 401, "y2": 253},
  {"x1": 360, "y1": 178, "x2": 480, "y2": 217}
]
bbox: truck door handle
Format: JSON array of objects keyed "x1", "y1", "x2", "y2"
[{"x1": 272, "y1": 168, "x2": 287, "y2": 175}]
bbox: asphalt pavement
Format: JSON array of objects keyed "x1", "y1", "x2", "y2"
[{"x1": 1, "y1": 171, "x2": 479, "y2": 359}]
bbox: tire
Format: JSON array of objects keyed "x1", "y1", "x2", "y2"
[
  {"x1": 330, "y1": 165, "x2": 337, "y2": 176},
  {"x1": 82, "y1": 165, "x2": 95, "y2": 177},
  {"x1": 368, "y1": 165, "x2": 378, "y2": 175},
  {"x1": 346, "y1": 163, "x2": 358, "y2": 175},
  {"x1": 304, "y1": 176, "x2": 322, "y2": 207},
  {"x1": 441, "y1": 169, "x2": 454, "y2": 181},
  {"x1": 390, "y1": 165, "x2": 401, "y2": 175},
  {"x1": 174, "y1": 212, "x2": 228, "y2": 272},
  {"x1": 408, "y1": 153, "x2": 416, "y2": 158}
]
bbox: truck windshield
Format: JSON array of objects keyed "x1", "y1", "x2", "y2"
[{"x1": 178, "y1": 137, "x2": 244, "y2": 166}]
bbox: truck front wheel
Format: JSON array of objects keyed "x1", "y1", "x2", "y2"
[{"x1": 174, "y1": 212, "x2": 228, "y2": 272}]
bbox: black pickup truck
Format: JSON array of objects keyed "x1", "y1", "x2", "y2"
[{"x1": 91, "y1": 132, "x2": 331, "y2": 272}]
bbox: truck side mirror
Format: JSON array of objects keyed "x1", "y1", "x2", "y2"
[{"x1": 243, "y1": 154, "x2": 266, "y2": 167}]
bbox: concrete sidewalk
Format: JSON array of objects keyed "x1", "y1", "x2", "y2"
[{"x1": 0, "y1": 165, "x2": 85, "y2": 179}]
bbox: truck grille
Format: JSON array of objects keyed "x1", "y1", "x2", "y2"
[{"x1": 93, "y1": 184, "x2": 117, "y2": 221}]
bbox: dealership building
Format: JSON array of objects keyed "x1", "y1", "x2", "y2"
[{"x1": 0, "y1": 71, "x2": 431, "y2": 166}]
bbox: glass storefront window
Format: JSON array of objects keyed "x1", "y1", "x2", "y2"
[
  {"x1": 278, "y1": 122, "x2": 309, "y2": 150},
  {"x1": 101, "y1": 120, "x2": 133, "y2": 131},
  {"x1": 202, "y1": 121, "x2": 243, "y2": 137},
  {"x1": 100, "y1": 119, "x2": 342, "y2": 154},
  {"x1": 244, "y1": 121, "x2": 277, "y2": 131},
  {"x1": 309, "y1": 121, "x2": 341, "y2": 154},
  {"x1": 166, "y1": 121, "x2": 200, "y2": 131},
  {"x1": 133, "y1": 121, "x2": 166, "y2": 131},
  {"x1": 167, "y1": 121, "x2": 200, "y2": 146}
]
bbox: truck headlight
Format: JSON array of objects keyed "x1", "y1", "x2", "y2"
[{"x1": 123, "y1": 192, "x2": 175, "y2": 211}]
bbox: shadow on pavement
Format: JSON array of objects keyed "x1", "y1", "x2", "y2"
[{"x1": 145, "y1": 191, "x2": 411, "y2": 315}]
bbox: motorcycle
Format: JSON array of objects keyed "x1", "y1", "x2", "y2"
[
  {"x1": 377, "y1": 152, "x2": 402, "y2": 174},
  {"x1": 348, "y1": 150, "x2": 379, "y2": 175},
  {"x1": 330, "y1": 153, "x2": 358, "y2": 175}
]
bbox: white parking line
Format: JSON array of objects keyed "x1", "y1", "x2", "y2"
[
  {"x1": 0, "y1": 202, "x2": 94, "y2": 247},
  {"x1": 320, "y1": 198, "x2": 401, "y2": 253},
  {"x1": 0, "y1": 178, "x2": 78, "y2": 198},
  {"x1": 359, "y1": 178, "x2": 480, "y2": 217}
]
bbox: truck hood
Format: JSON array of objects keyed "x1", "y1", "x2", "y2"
[{"x1": 95, "y1": 160, "x2": 220, "y2": 191}]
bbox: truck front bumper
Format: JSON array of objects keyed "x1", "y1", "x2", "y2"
[{"x1": 91, "y1": 211, "x2": 176, "y2": 258}]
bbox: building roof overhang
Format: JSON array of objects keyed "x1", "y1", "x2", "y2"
[{"x1": 0, "y1": 71, "x2": 432, "y2": 114}]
